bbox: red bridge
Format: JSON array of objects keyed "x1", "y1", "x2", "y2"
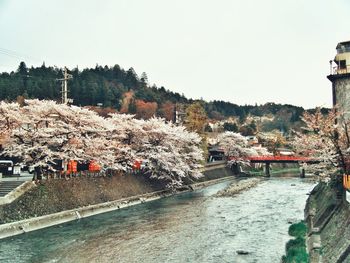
[
  {"x1": 229, "y1": 155, "x2": 315, "y2": 163},
  {"x1": 229, "y1": 155, "x2": 317, "y2": 177},
  {"x1": 247, "y1": 156, "x2": 314, "y2": 163}
]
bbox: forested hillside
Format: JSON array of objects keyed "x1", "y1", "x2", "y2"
[
  {"x1": 0, "y1": 62, "x2": 323, "y2": 131},
  {"x1": 0, "y1": 62, "x2": 187, "y2": 108}
]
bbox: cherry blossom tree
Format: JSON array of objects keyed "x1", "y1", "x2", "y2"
[
  {"x1": 1, "y1": 100, "x2": 124, "y2": 174},
  {"x1": 216, "y1": 131, "x2": 271, "y2": 172},
  {"x1": 0, "y1": 101, "x2": 24, "y2": 146},
  {"x1": 109, "y1": 115, "x2": 204, "y2": 188},
  {"x1": 138, "y1": 118, "x2": 203, "y2": 187},
  {"x1": 292, "y1": 108, "x2": 348, "y2": 183},
  {"x1": 109, "y1": 113, "x2": 147, "y2": 168},
  {"x1": 0, "y1": 100, "x2": 204, "y2": 188},
  {"x1": 252, "y1": 145, "x2": 272, "y2": 156},
  {"x1": 217, "y1": 132, "x2": 270, "y2": 160}
]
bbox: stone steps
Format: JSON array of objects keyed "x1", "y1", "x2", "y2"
[{"x1": 0, "y1": 181, "x2": 24, "y2": 197}]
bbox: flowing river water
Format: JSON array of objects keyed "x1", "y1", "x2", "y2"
[{"x1": 0, "y1": 176, "x2": 315, "y2": 263}]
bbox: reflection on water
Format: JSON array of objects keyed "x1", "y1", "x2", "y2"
[{"x1": 0, "y1": 177, "x2": 314, "y2": 263}]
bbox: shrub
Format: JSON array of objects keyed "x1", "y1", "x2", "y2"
[
  {"x1": 282, "y1": 222, "x2": 309, "y2": 263},
  {"x1": 286, "y1": 237, "x2": 306, "y2": 251},
  {"x1": 288, "y1": 221, "x2": 307, "y2": 237},
  {"x1": 284, "y1": 246, "x2": 309, "y2": 263}
]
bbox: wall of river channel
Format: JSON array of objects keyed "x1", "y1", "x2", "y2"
[{"x1": 0, "y1": 175, "x2": 314, "y2": 263}]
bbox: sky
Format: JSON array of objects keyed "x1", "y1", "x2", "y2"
[{"x1": 0, "y1": 0, "x2": 349, "y2": 109}]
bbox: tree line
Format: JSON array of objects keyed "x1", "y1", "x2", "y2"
[
  {"x1": 0, "y1": 62, "x2": 326, "y2": 131},
  {"x1": 0, "y1": 62, "x2": 187, "y2": 108}
]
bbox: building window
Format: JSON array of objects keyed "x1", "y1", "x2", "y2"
[{"x1": 339, "y1": 60, "x2": 346, "y2": 69}]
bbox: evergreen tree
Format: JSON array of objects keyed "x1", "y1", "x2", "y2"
[{"x1": 0, "y1": 62, "x2": 309, "y2": 132}]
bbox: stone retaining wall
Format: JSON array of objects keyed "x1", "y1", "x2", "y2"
[{"x1": 305, "y1": 183, "x2": 350, "y2": 263}]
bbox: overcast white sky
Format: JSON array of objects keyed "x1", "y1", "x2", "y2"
[{"x1": 0, "y1": 0, "x2": 349, "y2": 108}]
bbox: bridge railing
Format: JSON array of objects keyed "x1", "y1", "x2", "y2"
[{"x1": 229, "y1": 155, "x2": 313, "y2": 162}]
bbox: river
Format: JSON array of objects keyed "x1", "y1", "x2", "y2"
[{"x1": 0, "y1": 176, "x2": 315, "y2": 263}]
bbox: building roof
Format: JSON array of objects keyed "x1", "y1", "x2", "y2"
[
  {"x1": 276, "y1": 148, "x2": 293, "y2": 152},
  {"x1": 336, "y1": 41, "x2": 350, "y2": 49},
  {"x1": 209, "y1": 147, "x2": 224, "y2": 153}
]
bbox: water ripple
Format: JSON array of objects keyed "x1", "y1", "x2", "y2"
[{"x1": 0, "y1": 177, "x2": 315, "y2": 263}]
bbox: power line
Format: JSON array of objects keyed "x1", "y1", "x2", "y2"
[
  {"x1": 0, "y1": 50, "x2": 23, "y2": 60},
  {"x1": 0, "y1": 47, "x2": 42, "y2": 62}
]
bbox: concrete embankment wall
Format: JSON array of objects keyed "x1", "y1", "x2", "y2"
[
  {"x1": 0, "y1": 173, "x2": 164, "y2": 225},
  {"x1": 0, "y1": 162, "x2": 233, "y2": 239},
  {"x1": 0, "y1": 189, "x2": 170, "y2": 240},
  {"x1": 201, "y1": 161, "x2": 232, "y2": 179},
  {"x1": 305, "y1": 183, "x2": 350, "y2": 263}
]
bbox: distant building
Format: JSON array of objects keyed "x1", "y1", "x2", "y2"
[
  {"x1": 257, "y1": 131, "x2": 281, "y2": 142},
  {"x1": 207, "y1": 135, "x2": 219, "y2": 145},
  {"x1": 246, "y1": 136, "x2": 259, "y2": 146},
  {"x1": 327, "y1": 40, "x2": 350, "y2": 121},
  {"x1": 276, "y1": 148, "x2": 295, "y2": 156},
  {"x1": 246, "y1": 114, "x2": 274, "y2": 124},
  {"x1": 208, "y1": 147, "x2": 225, "y2": 162},
  {"x1": 208, "y1": 121, "x2": 223, "y2": 132}
]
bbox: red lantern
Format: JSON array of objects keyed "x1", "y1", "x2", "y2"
[
  {"x1": 343, "y1": 174, "x2": 350, "y2": 190},
  {"x1": 88, "y1": 160, "x2": 101, "y2": 172}
]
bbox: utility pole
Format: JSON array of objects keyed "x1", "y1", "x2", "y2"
[
  {"x1": 57, "y1": 67, "x2": 73, "y2": 104},
  {"x1": 173, "y1": 103, "x2": 177, "y2": 124},
  {"x1": 173, "y1": 103, "x2": 185, "y2": 125}
]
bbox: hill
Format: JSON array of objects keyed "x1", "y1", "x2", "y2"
[{"x1": 0, "y1": 62, "x2": 327, "y2": 132}]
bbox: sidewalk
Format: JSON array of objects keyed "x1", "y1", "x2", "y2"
[{"x1": 0, "y1": 172, "x2": 33, "y2": 182}]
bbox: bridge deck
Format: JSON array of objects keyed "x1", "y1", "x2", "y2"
[{"x1": 229, "y1": 156, "x2": 314, "y2": 163}]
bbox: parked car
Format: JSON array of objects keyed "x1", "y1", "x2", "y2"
[
  {"x1": 21, "y1": 165, "x2": 34, "y2": 174},
  {"x1": 0, "y1": 160, "x2": 14, "y2": 176}
]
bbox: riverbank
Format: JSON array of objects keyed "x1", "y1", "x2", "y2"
[
  {"x1": 0, "y1": 176, "x2": 235, "y2": 240},
  {"x1": 0, "y1": 162, "x2": 234, "y2": 239},
  {"x1": 0, "y1": 162, "x2": 230, "y2": 225},
  {"x1": 305, "y1": 182, "x2": 350, "y2": 262},
  {"x1": 0, "y1": 173, "x2": 164, "y2": 225},
  {"x1": 0, "y1": 175, "x2": 237, "y2": 240}
]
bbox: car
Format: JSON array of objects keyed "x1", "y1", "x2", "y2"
[
  {"x1": 0, "y1": 160, "x2": 14, "y2": 176},
  {"x1": 21, "y1": 165, "x2": 34, "y2": 174}
]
